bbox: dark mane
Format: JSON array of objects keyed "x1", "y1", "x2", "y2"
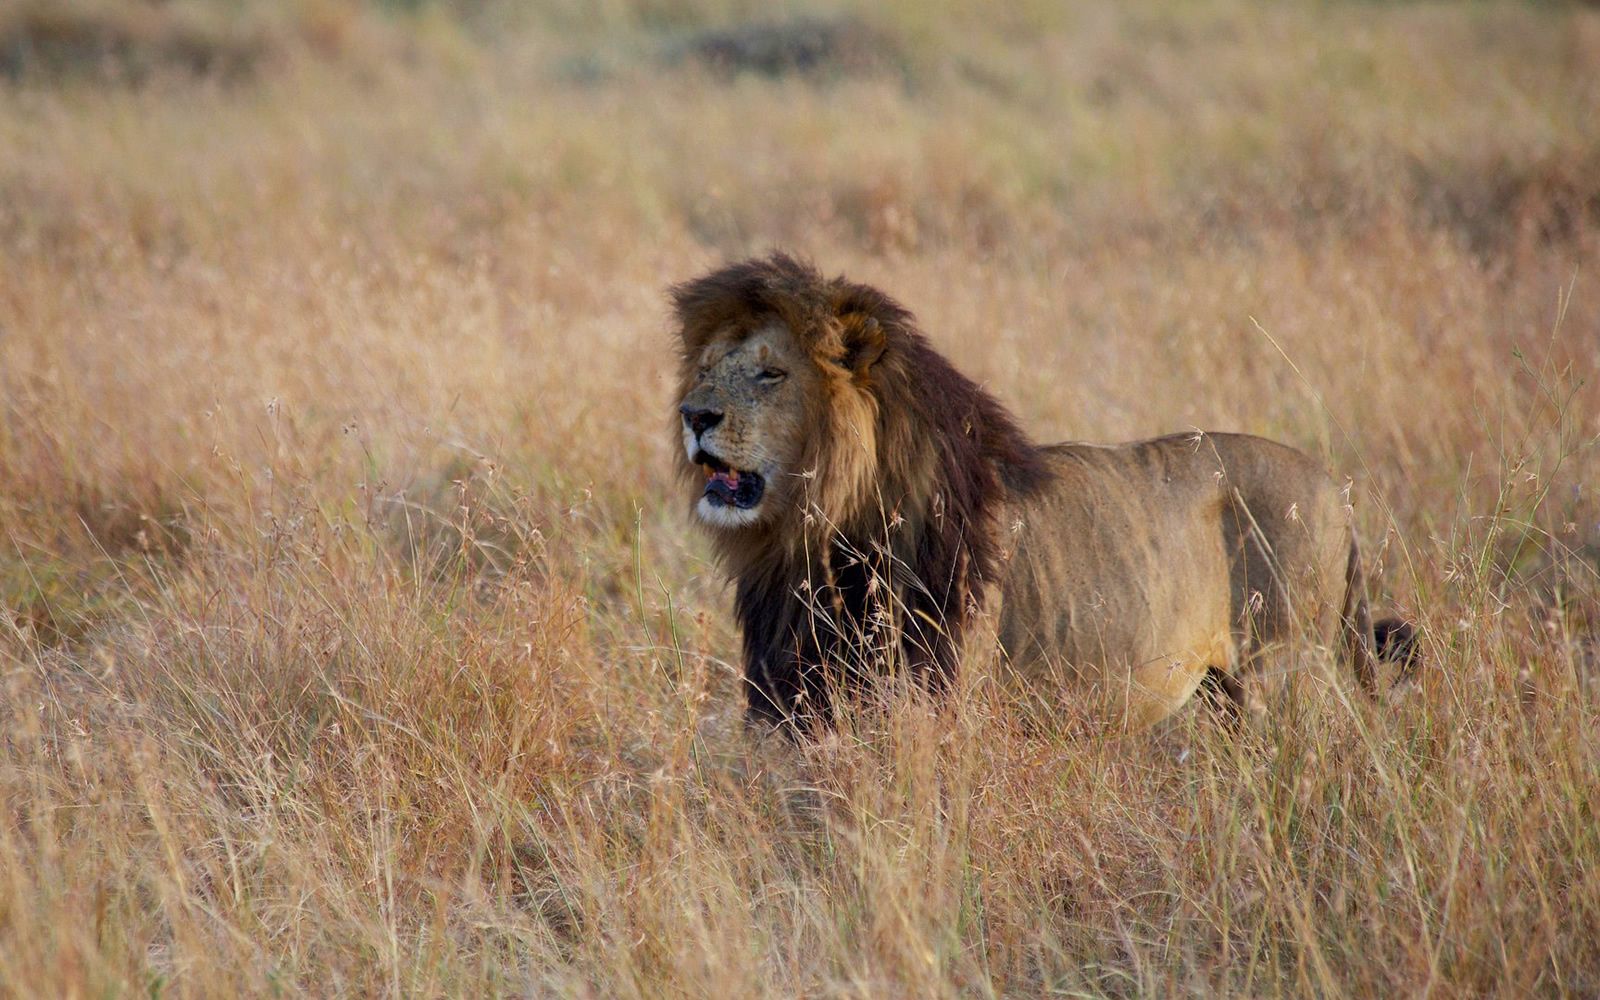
[{"x1": 671, "y1": 253, "x2": 1047, "y2": 729}]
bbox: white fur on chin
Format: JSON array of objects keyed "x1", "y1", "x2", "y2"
[{"x1": 697, "y1": 495, "x2": 763, "y2": 528}]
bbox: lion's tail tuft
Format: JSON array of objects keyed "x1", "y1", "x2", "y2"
[
  {"x1": 1341, "y1": 534, "x2": 1422, "y2": 695},
  {"x1": 1373, "y1": 616, "x2": 1421, "y2": 683}
]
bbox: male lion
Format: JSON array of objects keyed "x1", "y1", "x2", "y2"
[{"x1": 672, "y1": 253, "x2": 1414, "y2": 731}]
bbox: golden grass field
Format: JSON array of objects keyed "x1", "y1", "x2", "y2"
[{"x1": 1, "y1": 0, "x2": 1598, "y2": 995}]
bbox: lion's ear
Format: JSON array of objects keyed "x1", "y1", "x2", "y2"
[{"x1": 839, "y1": 314, "x2": 887, "y2": 378}]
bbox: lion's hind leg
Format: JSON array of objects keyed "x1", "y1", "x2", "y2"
[{"x1": 1120, "y1": 630, "x2": 1238, "y2": 730}]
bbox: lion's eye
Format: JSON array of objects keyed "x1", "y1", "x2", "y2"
[{"x1": 757, "y1": 368, "x2": 787, "y2": 384}]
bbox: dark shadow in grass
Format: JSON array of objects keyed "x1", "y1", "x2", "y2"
[
  {"x1": 668, "y1": 16, "x2": 899, "y2": 82},
  {"x1": 0, "y1": 6, "x2": 270, "y2": 86}
]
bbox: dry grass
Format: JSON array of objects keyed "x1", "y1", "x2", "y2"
[{"x1": 2, "y1": 0, "x2": 1599, "y2": 995}]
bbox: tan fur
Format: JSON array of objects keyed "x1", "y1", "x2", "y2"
[{"x1": 991, "y1": 435, "x2": 1370, "y2": 728}]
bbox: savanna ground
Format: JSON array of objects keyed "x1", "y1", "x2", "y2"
[{"x1": 1, "y1": 0, "x2": 1598, "y2": 995}]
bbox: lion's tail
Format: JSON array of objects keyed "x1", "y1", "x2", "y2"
[{"x1": 1340, "y1": 534, "x2": 1421, "y2": 696}]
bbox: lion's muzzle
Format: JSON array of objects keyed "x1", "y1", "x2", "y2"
[
  {"x1": 679, "y1": 404, "x2": 723, "y2": 437},
  {"x1": 693, "y1": 449, "x2": 766, "y2": 510},
  {"x1": 682, "y1": 402, "x2": 767, "y2": 516}
]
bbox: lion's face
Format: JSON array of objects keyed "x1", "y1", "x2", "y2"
[{"x1": 678, "y1": 324, "x2": 820, "y2": 530}]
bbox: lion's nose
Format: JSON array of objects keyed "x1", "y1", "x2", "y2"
[{"x1": 680, "y1": 405, "x2": 723, "y2": 437}]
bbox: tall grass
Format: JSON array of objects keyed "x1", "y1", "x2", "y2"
[{"x1": 1, "y1": 0, "x2": 1597, "y2": 994}]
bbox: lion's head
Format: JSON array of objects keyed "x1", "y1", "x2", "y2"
[
  {"x1": 674, "y1": 308, "x2": 883, "y2": 531},
  {"x1": 672, "y1": 255, "x2": 891, "y2": 537},
  {"x1": 670, "y1": 253, "x2": 1044, "y2": 726}
]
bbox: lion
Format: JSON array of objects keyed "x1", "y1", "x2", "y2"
[{"x1": 672, "y1": 253, "x2": 1416, "y2": 732}]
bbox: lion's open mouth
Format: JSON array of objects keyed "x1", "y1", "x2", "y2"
[{"x1": 694, "y1": 450, "x2": 765, "y2": 510}]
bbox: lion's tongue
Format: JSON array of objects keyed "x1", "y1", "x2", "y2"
[
  {"x1": 703, "y1": 464, "x2": 764, "y2": 509},
  {"x1": 703, "y1": 464, "x2": 735, "y2": 504}
]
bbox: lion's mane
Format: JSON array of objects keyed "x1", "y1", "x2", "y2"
[{"x1": 671, "y1": 253, "x2": 1046, "y2": 725}]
